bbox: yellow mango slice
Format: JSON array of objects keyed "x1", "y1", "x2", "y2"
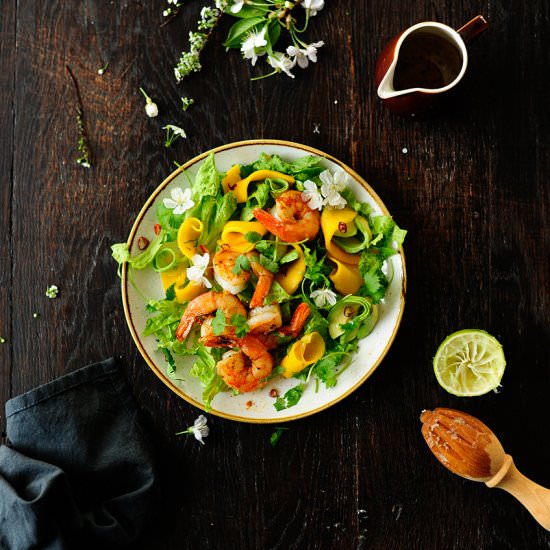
[
  {"x1": 328, "y1": 256, "x2": 364, "y2": 295},
  {"x1": 160, "y1": 265, "x2": 185, "y2": 290},
  {"x1": 177, "y1": 217, "x2": 203, "y2": 259},
  {"x1": 220, "y1": 221, "x2": 267, "y2": 253},
  {"x1": 321, "y1": 207, "x2": 361, "y2": 265},
  {"x1": 175, "y1": 280, "x2": 206, "y2": 303},
  {"x1": 275, "y1": 244, "x2": 306, "y2": 295},
  {"x1": 228, "y1": 170, "x2": 295, "y2": 204},
  {"x1": 281, "y1": 332, "x2": 325, "y2": 378},
  {"x1": 221, "y1": 165, "x2": 242, "y2": 196}
]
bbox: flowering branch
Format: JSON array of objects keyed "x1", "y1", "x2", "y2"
[
  {"x1": 172, "y1": 0, "x2": 326, "y2": 82},
  {"x1": 66, "y1": 65, "x2": 91, "y2": 168}
]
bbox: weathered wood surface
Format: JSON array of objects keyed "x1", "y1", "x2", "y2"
[{"x1": 1, "y1": 0, "x2": 549, "y2": 548}]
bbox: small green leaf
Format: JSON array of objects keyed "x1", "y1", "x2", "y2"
[
  {"x1": 279, "y1": 249, "x2": 299, "y2": 264},
  {"x1": 212, "y1": 309, "x2": 227, "y2": 336},
  {"x1": 230, "y1": 313, "x2": 250, "y2": 338},
  {"x1": 273, "y1": 384, "x2": 305, "y2": 411},
  {"x1": 233, "y1": 254, "x2": 251, "y2": 275},
  {"x1": 259, "y1": 254, "x2": 279, "y2": 273},
  {"x1": 270, "y1": 427, "x2": 288, "y2": 446},
  {"x1": 223, "y1": 17, "x2": 266, "y2": 49},
  {"x1": 245, "y1": 231, "x2": 262, "y2": 244},
  {"x1": 165, "y1": 283, "x2": 176, "y2": 301}
]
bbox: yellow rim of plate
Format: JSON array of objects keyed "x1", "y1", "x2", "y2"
[{"x1": 121, "y1": 139, "x2": 407, "y2": 423}]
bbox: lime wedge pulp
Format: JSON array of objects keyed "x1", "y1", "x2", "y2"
[{"x1": 433, "y1": 329, "x2": 506, "y2": 396}]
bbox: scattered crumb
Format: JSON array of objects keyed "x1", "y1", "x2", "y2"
[
  {"x1": 245, "y1": 400, "x2": 253, "y2": 409},
  {"x1": 402, "y1": 147, "x2": 408, "y2": 154},
  {"x1": 269, "y1": 389, "x2": 279, "y2": 398},
  {"x1": 313, "y1": 123, "x2": 320, "y2": 134},
  {"x1": 334, "y1": 100, "x2": 338, "y2": 104}
]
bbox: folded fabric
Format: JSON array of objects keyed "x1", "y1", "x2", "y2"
[{"x1": 0, "y1": 358, "x2": 161, "y2": 550}]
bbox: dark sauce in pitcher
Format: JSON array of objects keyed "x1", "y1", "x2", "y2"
[{"x1": 393, "y1": 32, "x2": 462, "y2": 90}]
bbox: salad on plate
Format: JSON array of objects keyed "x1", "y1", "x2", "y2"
[{"x1": 113, "y1": 151, "x2": 406, "y2": 411}]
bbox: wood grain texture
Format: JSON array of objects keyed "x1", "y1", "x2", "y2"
[{"x1": 1, "y1": 0, "x2": 549, "y2": 548}]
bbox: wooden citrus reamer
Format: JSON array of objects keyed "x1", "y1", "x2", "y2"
[{"x1": 421, "y1": 407, "x2": 550, "y2": 530}]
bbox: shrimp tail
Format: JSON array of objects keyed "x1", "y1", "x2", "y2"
[
  {"x1": 279, "y1": 302, "x2": 311, "y2": 338},
  {"x1": 253, "y1": 208, "x2": 285, "y2": 236}
]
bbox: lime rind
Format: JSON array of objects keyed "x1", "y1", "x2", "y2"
[{"x1": 433, "y1": 329, "x2": 506, "y2": 397}]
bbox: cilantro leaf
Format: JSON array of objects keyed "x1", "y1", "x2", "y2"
[
  {"x1": 165, "y1": 283, "x2": 176, "y2": 301},
  {"x1": 245, "y1": 231, "x2": 262, "y2": 244},
  {"x1": 233, "y1": 254, "x2": 251, "y2": 275},
  {"x1": 230, "y1": 313, "x2": 250, "y2": 338},
  {"x1": 273, "y1": 384, "x2": 305, "y2": 411},
  {"x1": 211, "y1": 309, "x2": 227, "y2": 336},
  {"x1": 270, "y1": 427, "x2": 288, "y2": 447}
]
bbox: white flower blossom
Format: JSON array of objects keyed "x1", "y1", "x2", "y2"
[
  {"x1": 286, "y1": 41, "x2": 324, "y2": 69},
  {"x1": 310, "y1": 287, "x2": 337, "y2": 308},
  {"x1": 186, "y1": 253, "x2": 212, "y2": 288},
  {"x1": 177, "y1": 415, "x2": 210, "y2": 445},
  {"x1": 241, "y1": 27, "x2": 268, "y2": 66},
  {"x1": 163, "y1": 187, "x2": 194, "y2": 215},
  {"x1": 301, "y1": 180, "x2": 324, "y2": 210},
  {"x1": 319, "y1": 169, "x2": 348, "y2": 209},
  {"x1": 46, "y1": 285, "x2": 59, "y2": 299},
  {"x1": 267, "y1": 52, "x2": 296, "y2": 78},
  {"x1": 230, "y1": 0, "x2": 244, "y2": 13},
  {"x1": 302, "y1": 0, "x2": 325, "y2": 16}
]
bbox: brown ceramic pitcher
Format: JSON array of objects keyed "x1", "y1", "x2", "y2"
[{"x1": 375, "y1": 16, "x2": 488, "y2": 116}]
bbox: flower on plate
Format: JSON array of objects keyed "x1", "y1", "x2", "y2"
[
  {"x1": 267, "y1": 52, "x2": 296, "y2": 78},
  {"x1": 286, "y1": 41, "x2": 324, "y2": 69},
  {"x1": 302, "y1": 0, "x2": 325, "y2": 16},
  {"x1": 301, "y1": 180, "x2": 324, "y2": 210},
  {"x1": 310, "y1": 287, "x2": 337, "y2": 308},
  {"x1": 230, "y1": 0, "x2": 244, "y2": 13},
  {"x1": 241, "y1": 27, "x2": 268, "y2": 66},
  {"x1": 187, "y1": 253, "x2": 212, "y2": 288},
  {"x1": 176, "y1": 415, "x2": 210, "y2": 444},
  {"x1": 319, "y1": 169, "x2": 348, "y2": 209},
  {"x1": 163, "y1": 187, "x2": 194, "y2": 215}
]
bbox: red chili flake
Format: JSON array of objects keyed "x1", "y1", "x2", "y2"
[
  {"x1": 137, "y1": 236, "x2": 150, "y2": 250},
  {"x1": 228, "y1": 182, "x2": 237, "y2": 190},
  {"x1": 245, "y1": 400, "x2": 253, "y2": 409},
  {"x1": 269, "y1": 389, "x2": 279, "y2": 398},
  {"x1": 338, "y1": 222, "x2": 347, "y2": 233},
  {"x1": 199, "y1": 244, "x2": 209, "y2": 255},
  {"x1": 153, "y1": 223, "x2": 161, "y2": 235}
]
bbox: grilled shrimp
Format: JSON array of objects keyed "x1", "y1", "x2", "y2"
[
  {"x1": 279, "y1": 302, "x2": 311, "y2": 338},
  {"x1": 253, "y1": 190, "x2": 321, "y2": 242},
  {"x1": 247, "y1": 304, "x2": 282, "y2": 334},
  {"x1": 175, "y1": 291, "x2": 247, "y2": 341},
  {"x1": 202, "y1": 334, "x2": 274, "y2": 392},
  {"x1": 213, "y1": 246, "x2": 274, "y2": 309}
]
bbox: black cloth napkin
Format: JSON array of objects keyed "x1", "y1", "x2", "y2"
[{"x1": 0, "y1": 358, "x2": 161, "y2": 550}]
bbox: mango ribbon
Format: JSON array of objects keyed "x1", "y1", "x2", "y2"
[
  {"x1": 281, "y1": 332, "x2": 325, "y2": 378},
  {"x1": 177, "y1": 217, "x2": 203, "y2": 259},
  {"x1": 220, "y1": 221, "x2": 267, "y2": 253},
  {"x1": 223, "y1": 169, "x2": 295, "y2": 204},
  {"x1": 321, "y1": 207, "x2": 361, "y2": 265},
  {"x1": 160, "y1": 266, "x2": 205, "y2": 303},
  {"x1": 328, "y1": 256, "x2": 363, "y2": 295},
  {"x1": 275, "y1": 244, "x2": 306, "y2": 295}
]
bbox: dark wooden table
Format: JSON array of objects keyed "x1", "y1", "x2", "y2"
[{"x1": 1, "y1": 1, "x2": 549, "y2": 548}]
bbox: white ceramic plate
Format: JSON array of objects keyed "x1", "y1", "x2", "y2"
[{"x1": 122, "y1": 140, "x2": 406, "y2": 423}]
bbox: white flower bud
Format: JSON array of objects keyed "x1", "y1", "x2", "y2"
[{"x1": 145, "y1": 101, "x2": 159, "y2": 118}]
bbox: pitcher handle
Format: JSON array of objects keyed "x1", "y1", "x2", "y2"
[{"x1": 457, "y1": 15, "x2": 488, "y2": 44}]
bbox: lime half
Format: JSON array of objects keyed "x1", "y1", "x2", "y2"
[{"x1": 433, "y1": 329, "x2": 506, "y2": 396}]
